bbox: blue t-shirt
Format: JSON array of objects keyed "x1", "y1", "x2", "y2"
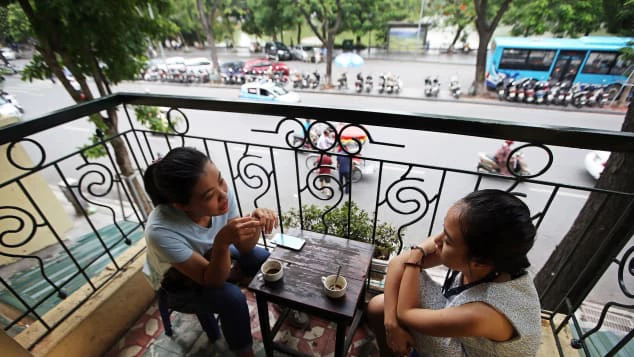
[{"x1": 142, "y1": 188, "x2": 239, "y2": 290}]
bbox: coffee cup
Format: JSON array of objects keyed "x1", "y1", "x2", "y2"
[
  {"x1": 261, "y1": 259, "x2": 284, "y2": 282},
  {"x1": 321, "y1": 275, "x2": 347, "y2": 298}
]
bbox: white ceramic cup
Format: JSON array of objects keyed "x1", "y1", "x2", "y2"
[
  {"x1": 261, "y1": 259, "x2": 284, "y2": 282},
  {"x1": 321, "y1": 275, "x2": 347, "y2": 298}
]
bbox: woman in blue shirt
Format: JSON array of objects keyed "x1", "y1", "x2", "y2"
[{"x1": 143, "y1": 147, "x2": 277, "y2": 357}]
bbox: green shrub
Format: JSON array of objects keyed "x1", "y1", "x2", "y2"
[{"x1": 281, "y1": 202, "x2": 401, "y2": 259}]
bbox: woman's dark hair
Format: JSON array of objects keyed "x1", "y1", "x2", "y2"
[
  {"x1": 143, "y1": 147, "x2": 209, "y2": 205},
  {"x1": 457, "y1": 189, "x2": 536, "y2": 275}
]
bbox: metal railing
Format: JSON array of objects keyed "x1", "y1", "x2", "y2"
[{"x1": 0, "y1": 93, "x2": 633, "y2": 354}]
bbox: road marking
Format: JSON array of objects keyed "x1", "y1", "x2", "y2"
[
  {"x1": 231, "y1": 146, "x2": 279, "y2": 156},
  {"x1": 7, "y1": 88, "x2": 46, "y2": 96},
  {"x1": 383, "y1": 164, "x2": 425, "y2": 176},
  {"x1": 529, "y1": 187, "x2": 589, "y2": 199},
  {"x1": 65, "y1": 126, "x2": 91, "y2": 133}
]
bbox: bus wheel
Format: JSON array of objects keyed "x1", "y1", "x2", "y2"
[{"x1": 606, "y1": 84, "x2": 622, "y2": 101}]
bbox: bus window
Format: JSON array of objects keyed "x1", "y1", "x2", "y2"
[
  {"x1": 499, "y1": 48, "x2": 529, "y2": 69},
  {"x1": 609, "y1": 55, "x2": 632, "y2": 76},
  {"x1": 582, "y1": 52, "x2": 617, "y2": 74},
  {"x1": 526, "y1": 50, "x2": 556, "y2": 71},
  {"x1": 500, "y1": 48, "x2": 556, "y2": 71},
  {"x1": 552, "y1": 51, "x2": 586, "y2": 82}
]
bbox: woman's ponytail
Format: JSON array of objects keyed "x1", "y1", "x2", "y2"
[{"x1": 143, "y1": 162, "x2": 168, "y2": 205}]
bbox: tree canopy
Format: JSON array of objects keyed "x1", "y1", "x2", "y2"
[{"x1": 503, "y1": 0, "x2": 603, "y2": 37}]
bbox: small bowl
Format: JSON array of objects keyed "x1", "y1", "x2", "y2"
[
  {"x1": 322, "y1": 275, "x2": 347, "y2": 298},
  {"x1": 261, "y1": 259, "x2": 284, "y2": 282}
]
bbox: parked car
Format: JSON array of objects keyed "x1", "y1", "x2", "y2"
[
  {"x1": 264, "y1": 41, "x2": 292, "y2": 61},
  {"x1": 165, "y1": 56, "x2": 187, "y2": 82},
  {"x1": 0, "y1": 95, "x2": 22, "y2": 122},
  {"x1": 239, "y1": 82, "x2": 300, "y2": 103},
  {"x1": 220, "y1": 61, "x2": 245, "y2": 84},
  {"x1": 0, "y1": 47, "x2": 17, "y2": 61},
  {"x1": 291, "y1": 45, "x2": 322, "y2": 63},
  {"x1": 585, "y1": 151, "x2": 610, "y2": 180},
  {"x1": 243, "y1": 58, "x2": 289, "y2": 76},
  {"x1": 185, "y1": 57, "x2": 213, "y2": 82},
  {"x1": 185, "y1": 57, "x2": 213, "y2": 73}
]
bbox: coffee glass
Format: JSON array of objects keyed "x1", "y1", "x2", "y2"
[
  {"x1": 261, "y1": 259, "x2": 284, "y2": 282},
  {"x1": 321, "y1": 275, "x2": 347, "y2": 298}
]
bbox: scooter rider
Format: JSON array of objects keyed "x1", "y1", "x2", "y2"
[{"x1": 494, "y1": 140, "x2": 514, "y2": 175}]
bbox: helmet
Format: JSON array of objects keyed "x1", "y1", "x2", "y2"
[{"x1": 505, "y1": 140, "x2": 515, "y2": 145}]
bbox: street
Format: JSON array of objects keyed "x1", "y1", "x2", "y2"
[{"x1": 1, "y1": 59, "x2": 630, "y2": 305}]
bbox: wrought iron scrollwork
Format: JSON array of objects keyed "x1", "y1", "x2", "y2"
[
  {"x1": 7, "y1": 138, "x2": 46, "y2": 171},
  {"x1": 506, "y1": 143, "x2": 553, "y2": 179},
  {"x1": 0, "y1": 206, "x2": 67, "y2": 299},
  {"x1": 234, "y1": 145, "x2": 273, "y2": 207},
  {"x1": 73, "y1": 162, "x2": 131, "y2": 245},
  {"x1": 253, "y1": 117, "x2": 405, "y2": 150},
  {"x1": 164, "y1": 107, "x2": 190, "y2": 135},
  {"x1": 378, "y1": 166, "x2": 434, "y2": 252}
]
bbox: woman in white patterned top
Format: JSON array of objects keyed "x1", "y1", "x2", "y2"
[{"x1": 367, "y1": 189, "x2": 541, "y2": 357}]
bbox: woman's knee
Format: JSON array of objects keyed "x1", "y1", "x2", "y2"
[{"x1": 367, "y1": 294, "x2": 385, "y2": 322}]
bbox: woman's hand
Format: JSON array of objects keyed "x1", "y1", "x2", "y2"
[
  {"x1": 251, "y1": 208, "x2": 279, "y2": 234},
  {"x1": 385, "y1": 323, "x2": 415, "y2": 356},
  {"x1": 216, "y1": 216, "x2": 262, "y2": 247}
]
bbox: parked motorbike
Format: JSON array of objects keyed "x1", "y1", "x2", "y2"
[
  {"x1": 337, "y1": 73, "x2": 348, "y2": 90},
  {"x1": 386, "y1": 75, "x2": 395, "y2": 94},
  {"x1": 497, "y1": 76, "x2": 515, "y2": 101},
  {"x1": 311, "y1": 70, "x2": 320, "y2": 89},
  {"x1": 365, "y1": 75, "x2": 373, "y2": 93},
  {"x1": 292, "y1": 72, "x2": 302, "y2": 88},
  {"x1": 301, "y1": 73, "x2": 310, "y2": 89},
  {"x1": 1, "y1": 90, "x2": 24, "y2": 113},
  {"x1": 424, "y1": 76, "x2": 440, "y2": 97},
  {"x1": 588, "y1": 84, "x2": 609, "y2": 107},
  {"x1": 355, "y1": 73, "x2": 364, "y2": 93},
  {"x1": 378, "y1": 74, "x2": 386, "y2": 94},
  {"x1": 449, "y1": 76, "x2": 461, "y2": 99},
  {"x1": 522, "y1": 79, "x2": 538, "y2": 103},
  {"x1": 534, "y1": 81, "x2": 550, "y2": 104},
  {"x1": 477, "y1": 152, "x2": 530, "y2": 176}
]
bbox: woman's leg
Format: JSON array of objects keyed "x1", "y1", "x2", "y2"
[
  {"x1": 367, "y1": 294, "x2": 397, "y2": 357},
  {"x1": 166, "y1": 283, "x2": 253, "y2": 356},
  {"x1": 230, "y1": 244, "x2": 270, "y2": 276}
]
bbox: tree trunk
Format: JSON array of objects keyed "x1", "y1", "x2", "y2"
[
  {"x1": 474, "y1": 32, "x2": 490, "y2": 94},
  {"x1": 297, "y1": 23, "x2": 301, "y2": 45},
  {"x1": 17, "y1": 0, "x2": 152, "y2": 217},
  {"x1": 472, "y1": 0, "x2": 512, "y2": 95},
  {"x1": 196, "y1": 0, "x2": 220, "y2": 70},
  {"x1": 535, "y1": 100, "x2": 634, "y2": 312},
  {"x1": 449, "y1": 26, "x2": 465, "y2": 52},
  {"x1": 325, "y1": 31, "x2": 335, "y2": 87},
  {"x1": 356, "y1": 35, "x2": 361, "y2": 53}
]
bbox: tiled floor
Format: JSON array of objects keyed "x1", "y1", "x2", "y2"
[{"x1": 105, "y1": 288, "x2": 379, "y2": 357}]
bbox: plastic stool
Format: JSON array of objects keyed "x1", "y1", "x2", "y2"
[{"x1": 157, "y1": 288, "x2": 221, "y2": 341}]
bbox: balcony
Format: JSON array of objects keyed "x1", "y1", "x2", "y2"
[{"x1": 1, "y1": 93, "x2": 633, "y2": 356}]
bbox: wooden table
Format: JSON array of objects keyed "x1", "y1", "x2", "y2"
[{"x1": 248, "y1": 229, "x2": 374, "y2": 357}]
